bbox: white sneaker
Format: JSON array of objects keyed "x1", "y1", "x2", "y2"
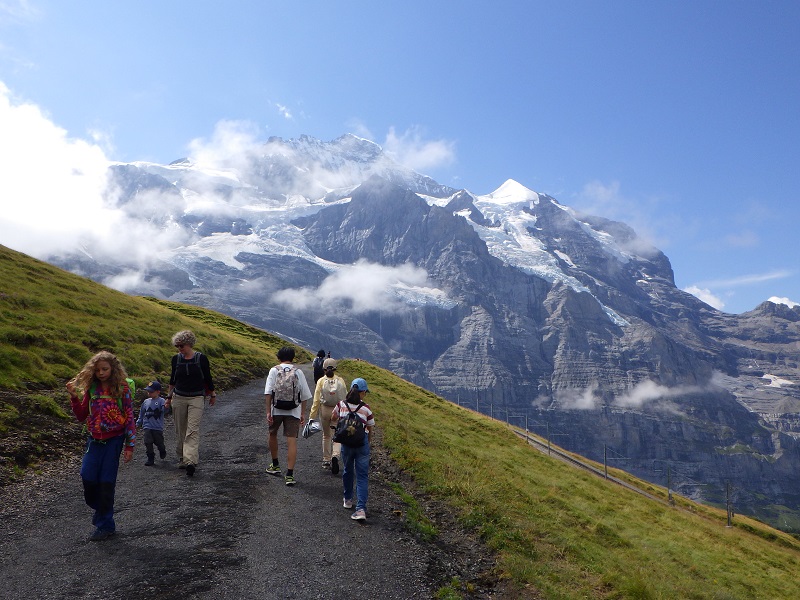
[
  {"x1": 343, "y1": 498, "x2": 354, "y2": 509},
  {"x1": 351, "y1": 509, "x2": 366, "y2": 521}
]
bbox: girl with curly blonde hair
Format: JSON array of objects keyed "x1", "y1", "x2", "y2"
[{"x1": 66, "y1": 351, "x2": 136, "y2": 541}]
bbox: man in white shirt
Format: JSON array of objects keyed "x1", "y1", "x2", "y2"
[{"x1": 264, "y1": 346, "x2": 312, "y2": 486}]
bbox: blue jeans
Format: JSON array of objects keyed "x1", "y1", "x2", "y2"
[
  {"x1": 80, "y1": 434, "x2": 124, "y2": 532},
  {"x1": 341, "y1": 441, "x2": 370, "y2": 511}
]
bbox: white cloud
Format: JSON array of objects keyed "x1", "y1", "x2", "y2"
[
  {"x1": 0, "y1": 0, "x2": 40, "y2": 21},
  {"x1": 614, "y1": 380, "x2": 702, "y2": 408},
  {"x1": 768, "y1": 296, "x2": 799, "y2": 308},
  {"x1": 684, "y1": 285, "x2": 725, "y2": 310},
  {"x1": 695, "y1": 270, "x2": 792, "y2": 288},
  {"x1": 346, "y1": 119, "x2": 373, "y2": 141},
  {"x1": 275, "y1": 103, "x2": 293, "y2": 120},
  {"x1": 0, "y1": 81, "x2": 197, "y2": 269},
  {"x1": 574, "y1": 179, "x2": 665, "y2": 251},
  {"x1": 88, "y1": 126, "x2": 116, "y2": 157},
  {"x1": 383, "y1": 126, "x2": 456, "y2": 173},
  {"x1": 0, "y1": 82, "x2": 115, "y2": 257},
  {"x1": 724, "y1": 230, "x2": 759, "y2": 248},
  {"x1": 552, "y1": 378, "x2": 712, "y2": 411},
  {"x1": 579, "y1": 179, "x2": 621, "y2": 207},
  {"x1": 685, "y1": 271, "x2": 795, "y2": 312},
  {"x1": 555, "y1": 382, "x2": 599, "y2": 410},
  {"x1": 271, "y1": 259, "x2": 433, "y2": 316},
  {"x1": 187, "y1": 119, "x2": 262, "y2": 171}
]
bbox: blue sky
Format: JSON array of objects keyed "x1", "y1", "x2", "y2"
[{"x1": 1, "y1": 0, "x2": 798, "y2": 314}]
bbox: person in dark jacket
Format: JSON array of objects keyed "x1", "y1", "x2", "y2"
[
  {"x1": 164, "y1": 330, "x2": 216, "y2": 477},
  {"x1": 312, "y1": 349, "x2": 326, "y2": 384}
]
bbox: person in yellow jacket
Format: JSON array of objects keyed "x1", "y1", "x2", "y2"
[{"x1": 308, "y1": 358, "x2": 347, "y2": 474}]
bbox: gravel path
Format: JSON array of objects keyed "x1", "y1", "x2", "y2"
[{"x1": 0, "y1": 370, "x2": 500, "y2": 599}]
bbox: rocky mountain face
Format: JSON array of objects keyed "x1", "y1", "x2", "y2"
[{"x1": 48, "y1": 134, "x2": 800, "y2": 528}]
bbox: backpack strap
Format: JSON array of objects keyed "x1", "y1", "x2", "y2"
[
  {"x1": 346, "y1": 401, "x2": 364, "y2": 415},
  {"x1": 87, "y1": 382, "x2": 125, "y2": 414}
]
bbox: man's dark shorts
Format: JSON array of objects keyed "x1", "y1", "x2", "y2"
[{"x1": 269, "y1": 414, "x2": 300, "y2": 438}]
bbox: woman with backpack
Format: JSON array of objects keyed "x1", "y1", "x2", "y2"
[
  {"x1": 308, "y1": 358, "x2": 347, "y2": 474},
  {"x1": 164, "y1": 330, "x2": 216, "y2": 478},
  {"x1": 312, "y1": 349, "x2": 326, "y2": 384},
  {"x1": 331, "y1": 378, "x2": 375, "y2": 521}
]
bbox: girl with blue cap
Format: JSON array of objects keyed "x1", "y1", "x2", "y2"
[{"x1": 331, "y1": 377, "x2": 375, "y2": 520}]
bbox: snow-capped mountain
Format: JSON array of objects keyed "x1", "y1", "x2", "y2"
[{"x1": 50, "y1": 134, "x2": 800, "y2": 528}]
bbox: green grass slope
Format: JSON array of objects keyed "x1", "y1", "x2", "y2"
[
  {"x1": 0, "y1": 244, "x2": 309, "y2": 478},
  {"x1": 341, "y1": 361, "x2": 800, "y2": 599},
  {"x1": 2, "y1": 244, "x2": 800, "y2": 599}
]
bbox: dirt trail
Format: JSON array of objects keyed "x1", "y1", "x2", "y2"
[{"x1": 0, "y1": 370, "x2": 499, "y2": 599}]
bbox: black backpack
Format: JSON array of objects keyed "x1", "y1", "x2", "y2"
[
  {"x1": 312, "y1": 356, "x2": 325, "y2": 380},
  {"x1": 333, "y1": 402, "x2": 366, "y2": 447}
]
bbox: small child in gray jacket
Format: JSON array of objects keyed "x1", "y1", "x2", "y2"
[{"x1": 136, "y1": 381, "x2": 167, "y2": 466}]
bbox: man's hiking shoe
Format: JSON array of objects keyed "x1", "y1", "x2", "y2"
[
  {"x1": 159, "y1": 449, "x2": 167, "y2": 459},
  {"x1": 351, "y1": 509, "x2": 367, "y2": 521},
  {"x1": 331, "y1": 456, "x2": 340, "y2": 475},
  {"x1": 284, "y1": 475, "x2": 296, "y2": 486},
  {"x1": 343, "y1": 498, "x2": 354, "y2": 509},
  {"x1": 186, "y1": 464, "x2": 196, "y2": 477},
  {"x1": 144, "y1": 459, "x2": 155, "y2": 466},
  {"x1": 89, "y1": 528, "x2": 115, "y2": 541},
  {"x1": 322, "y1": 461, "x2": 331, "y2": 469},
  {"x1": 265, "y1": 464, "x2": 281, "y2": 476}
]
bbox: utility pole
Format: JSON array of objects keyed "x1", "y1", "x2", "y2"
[
  {"x1": 667, "y1": 465, "x2": 674, "y2": 506},
  {"x1": 546, "y1": 421, "x2": 551, "y2": 456},
  {"x1": 726, "y1": 481, "x2": 733, "y2": 527}
]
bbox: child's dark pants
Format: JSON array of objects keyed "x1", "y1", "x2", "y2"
[
  {"x1": 143, "y1": 429, "x2": 166, "y2": 461},
  {"x1": 81, "y1": 434, "x2": 124, "y2": 533}
]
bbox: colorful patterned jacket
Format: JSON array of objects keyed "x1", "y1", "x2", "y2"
[{"x1": 70, "y1": 382, "x2": 136, "y2": 448}]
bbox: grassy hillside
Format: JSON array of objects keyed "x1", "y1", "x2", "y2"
[
  {"x1": 332, "y1": 361, "x2": 800, "y2": 599},
  {"x1": 2, "y1": 244, "x2": 800, "y2": 599},
  {"x1": 0, "y1": 244, "x2": 309, "y2": 479}
]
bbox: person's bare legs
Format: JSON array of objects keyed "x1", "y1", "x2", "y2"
[
  {"x1": 287, "y1": 436, "x2": 298, "y2": 470},
  {"x1": 269, "y1": 431, "x2": 279, "y2": 461}
]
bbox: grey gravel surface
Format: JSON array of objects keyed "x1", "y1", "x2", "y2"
[{"x1": 0, "y1": 372, "x2": 501, "y2": 600}]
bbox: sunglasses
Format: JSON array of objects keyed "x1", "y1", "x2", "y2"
[{"x1": 175, "y1": 343, "x2": 186, "y2": 348}]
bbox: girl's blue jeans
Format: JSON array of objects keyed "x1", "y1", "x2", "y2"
[
  {"x1": 341, "y1": 441, "x2": 370, "y2": 511},
  {"x1": 80, "y1": 434, "x2": 124, "y2": 532}
]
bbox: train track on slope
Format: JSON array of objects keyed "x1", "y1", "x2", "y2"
[{"x1": 511, "y1": 429, "x2": 668, "y2": 505}]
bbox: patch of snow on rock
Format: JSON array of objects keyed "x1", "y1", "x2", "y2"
[{"x1": 762, "y1": 374, "x2": 795, "y2": 388}]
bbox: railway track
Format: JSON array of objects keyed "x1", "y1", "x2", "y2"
[{"x1": 512, "y1": 428, "x2": 668, "y2": 505}]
